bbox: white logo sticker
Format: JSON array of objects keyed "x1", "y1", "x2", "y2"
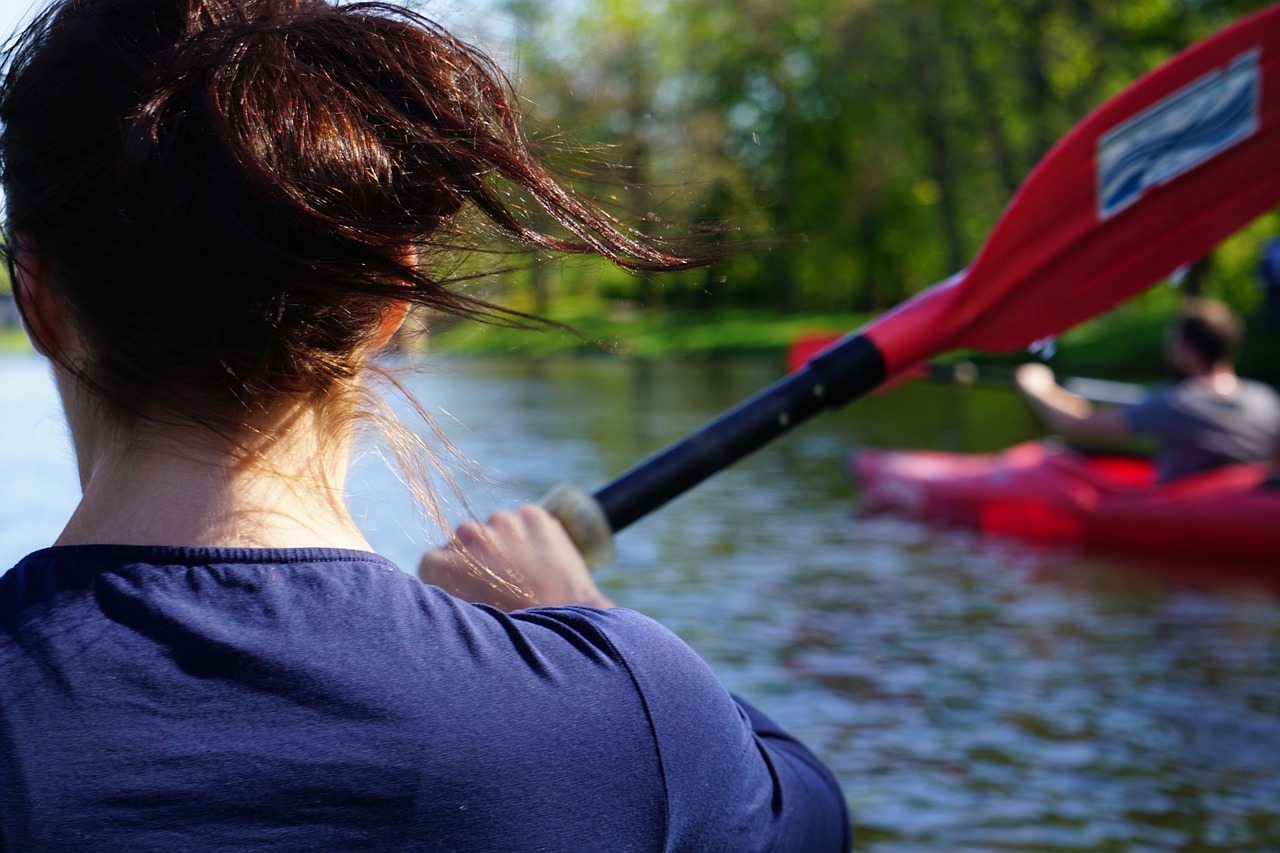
[{"x1": 1098, "y1": 49, "x2": 1260, "y2": 220}]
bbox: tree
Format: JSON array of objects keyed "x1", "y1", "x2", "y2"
[{"x1": 497, "y1": 0, "x2": 1278, "y2": 316}]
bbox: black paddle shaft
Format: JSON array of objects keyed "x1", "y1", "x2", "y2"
[{"x1": 593, "y1": 333, "x2": 887, "y2": 533}]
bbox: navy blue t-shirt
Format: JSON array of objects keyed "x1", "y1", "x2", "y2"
[{"x1": 0, "y1": 546, "x2": 850, "y2": 851}]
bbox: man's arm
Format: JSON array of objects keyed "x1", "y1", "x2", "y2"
[{"x1": 1014, "y1": 363, "x2": 1133, "y2": 440}]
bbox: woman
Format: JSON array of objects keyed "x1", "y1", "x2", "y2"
[{"x1": 0, "y1": 0, "x2": 850, "y2": 848}]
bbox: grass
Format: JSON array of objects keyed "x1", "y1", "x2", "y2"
[
  {"x1": 427, "y1": 297, "x2": 1183, "y2": 378},
  {"x1": 428, "y1": 302, "x2": 871, "y2": 360},
  {"x1": 7, "y1": 298, "x2": 1278, "y2": 384},
  {"x1": 430, "y1": 298, "x2": 1280, "y2": 385},
  {"x1": 0, "y1": 327, "x2": 29, "y2": 352}
]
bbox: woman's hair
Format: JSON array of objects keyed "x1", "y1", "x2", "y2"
[{"x1": 0, "y1": 0, "x2": 702, "y2": 428}]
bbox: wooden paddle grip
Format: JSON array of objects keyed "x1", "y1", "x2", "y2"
[{"x1": 542, "y1": 483, "x2": 616, "y2": 568}]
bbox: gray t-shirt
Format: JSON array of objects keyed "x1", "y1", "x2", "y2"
[{"x1": 1125, "y1": 378, "x2": 1280, "y2": 481}]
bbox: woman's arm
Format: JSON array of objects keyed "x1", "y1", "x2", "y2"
[{"x1": 420, "y1": 502, "x2": 850, "y2": 850}]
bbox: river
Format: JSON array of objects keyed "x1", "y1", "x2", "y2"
[{"x1": 2, "y1": 352, "x2": 1278, "y2": 851}]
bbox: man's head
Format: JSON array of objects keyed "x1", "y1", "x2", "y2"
[{"x1": 1167, "y1": 298, "x2": 1243, "y2": 377}]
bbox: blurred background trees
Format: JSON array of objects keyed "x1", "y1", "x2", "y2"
[{"x1": 473, "y1": 0, "x2": 1278, "y2": 320}]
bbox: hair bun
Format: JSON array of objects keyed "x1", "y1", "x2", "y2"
[{"x1": 1, "y1": 0, "x2": 709, "y2": 428}]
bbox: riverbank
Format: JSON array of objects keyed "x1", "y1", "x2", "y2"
[
  {"x1": 0, "y1": 327, "x2": 27, "y2": 352},
  {"x1": 425, "y1": 304, "x2": 873, "y2": 360},
  {"x1": 429, "y1": 299, "x2": 1280, "y2": 383},
  {"x1": 427, "y1": 303, "x2": 1178, "y2": 376},
  {"x1": 7, "y1": 304, "x2": 1279, "y2": 383}
]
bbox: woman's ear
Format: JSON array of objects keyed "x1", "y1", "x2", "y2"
[
  {"x1": 12, "y1": 234, "x2": 71, "y2": 360},
  {"x1": 372, "y1": 300, "x2": 411, "y2": 351},
  {"x1": 370, "y1": 244, "x2": 419, "y2": 351}
]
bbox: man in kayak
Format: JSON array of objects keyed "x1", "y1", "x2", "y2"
[{"x1": 1014, "y1": 298, "x2": 1280, "y2": 482}]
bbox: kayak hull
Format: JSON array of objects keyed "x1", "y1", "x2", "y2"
[{"x1": 849, "y1": 441, "x2": 1279, "y2": 561}]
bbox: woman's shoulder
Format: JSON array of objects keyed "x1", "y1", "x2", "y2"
[
  {"x1": 451, "y1": 594, "x2": 707, "y2": 678},
  {"x1": 1, "y1": 544, "x2": 718, "y2": 702}
]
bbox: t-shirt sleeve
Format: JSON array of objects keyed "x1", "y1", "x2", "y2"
[
  {"x1": 732, "y1": 696, "x2": 853, "y2": 851},
  {"x1": 594, "y1": 608, "x2": 851, "y2": 853}
]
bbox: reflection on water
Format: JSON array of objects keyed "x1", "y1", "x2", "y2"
[
  {"x1": 791, "y1": 530, "x2": 1280, "y2": 851},
  {"x1": 3, "y1": 352, "x2": 1279, "y2": 850}
]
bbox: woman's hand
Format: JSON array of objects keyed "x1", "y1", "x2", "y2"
[{"x1": 418, "y1": 504, "x2": 616, "y2": 611}]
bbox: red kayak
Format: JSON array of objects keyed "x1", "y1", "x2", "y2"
[{"x1": 849, "y1": 441, "x2": 1280, "y2": 561}]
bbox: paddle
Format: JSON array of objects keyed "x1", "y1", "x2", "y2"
[
  {"x1": 545, "y1": 4, "x2": 1280, "y2": 565},
  {"x1": 791, "y1": 341, "x2": 1149, "y2": 404},
  {"x1": 923, "y1": 359, "x2": 1147, "y2": 406}
]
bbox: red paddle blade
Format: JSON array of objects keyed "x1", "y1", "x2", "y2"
[{"x1": 868, "y1": 4, "x2": 1280, "y2": 376}]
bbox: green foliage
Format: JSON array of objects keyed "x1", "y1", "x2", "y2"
[
  {"x1": 431, "y1": 295, "x2": 1278, "y2": 384},
  {"x1": 491, "y1": 0, "x2": 1278, "y2": 332},
  {"x1": 0, "y1": 328, "x2": 27, "y2": 351},
  {"x1": 432, "y1": 290, "x2": 869, "y2": 359}
]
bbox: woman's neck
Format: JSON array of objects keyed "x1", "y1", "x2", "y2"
[{"x1": 56, "y1": 399, "x2": 372, "y2": 551}]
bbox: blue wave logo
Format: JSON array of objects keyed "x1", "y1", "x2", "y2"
[{"x1": 1098, "y1": 49, "x2": 1260, "y2": 220}]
